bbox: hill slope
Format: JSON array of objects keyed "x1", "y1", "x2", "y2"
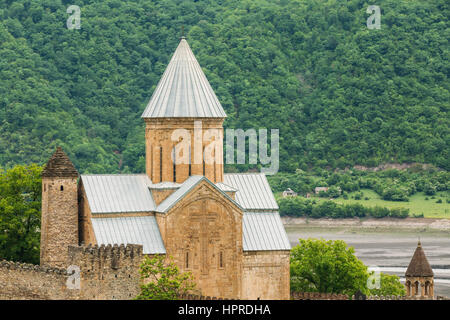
[{"x1": 0, "y1": 0, "x2": 448, "y2": 172}]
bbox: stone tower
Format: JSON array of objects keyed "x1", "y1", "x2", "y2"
[
  {"x1": 405, "y1": 241, "x2": 434, "y2": 298},
  {"x1": 40, "y1": 147, "x2": 79, "y2": 268},
  {"x1": 141, "y1": 37, "x2": 226, "y2": 184}
]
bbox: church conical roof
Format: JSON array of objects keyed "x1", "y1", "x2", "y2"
[
  {"x1": 42, "y1": 147, "x2": 78, "y2": 178},
  {"x1": 141, "y1": 38, "x2": 226, "y2": 118},
  {"x1": 405, "y1": 241, "x2": 434, "y2": 277}
]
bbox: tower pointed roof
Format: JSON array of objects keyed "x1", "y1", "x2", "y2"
[
  {"x1": 405, "y1": 241, "x2": 434, "y2": 277},
  {"x1": 42, "y1": 147, "x2": 78, "y2": 178},
  {"x1": 141, "y1": 38, "x2": 227, "y2": 118}
]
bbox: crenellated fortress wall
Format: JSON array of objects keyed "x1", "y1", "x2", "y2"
[{"x1": 0, "y1": 244, "x2": 143, "y2": 300}]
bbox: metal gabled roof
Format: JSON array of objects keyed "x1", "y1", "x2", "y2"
[
  {"x1": 81, "y1": 174, "x2": 156, "y2": 214},
  {"x1": 141, "y1": 38, "x2": 227, "y2": 118},
  {"x1": 156, "y1": 175, "x2": 242, "y2": 213},
  {"x1": 91, "y1": 216, "x2": 166, "y2": 254},
  {"x1": 243, "y1": 212, "x2": 291, "y2": 251},
  {"x1": 223, "y1": 173, "x2": 278, "y2": 211}
]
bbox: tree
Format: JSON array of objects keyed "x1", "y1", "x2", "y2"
[
  {"x1": 0, "y1": 164, "x2": 42, "y2": 264},
  {"x1": 290, "y1": 238, "x2": 369, "y2": 295},
  {"x1": 369, "y1": 273, "x2": 406, "y2": 296},
  {"x1": 135, "y1": 255, "x2": 197, "y2": 300}
]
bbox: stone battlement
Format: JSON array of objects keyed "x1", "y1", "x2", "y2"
[
  {"x1": 291, "y1": 291, "x2": 348, "y2": 300},
  {"x1": 0, "y1": 260, "x2": 68, "y2": 275},
  {"x1": 68, "y1": 243, "x2": 143, "y2": 272},
  {"x1": 0, "y1": 243, "x2": 143, "y2": 300},
  {"x1": 69, "y1": 243, "x2": 143, "y2": 259}
]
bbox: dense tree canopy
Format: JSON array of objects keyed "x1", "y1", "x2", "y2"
[
  {"x1": 290, "y1": 238, "x2": 369, "y2": 295},
  {"x1": 290, "y1": 238, "x2": 405, "y2": 296},
  {"x1": 0, "y1": 0, "x2": 448, "y2": 173},
  {"x1": 0, "y1": 164, "x2": 42, "y2": 264}
]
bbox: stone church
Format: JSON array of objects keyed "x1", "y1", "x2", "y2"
[{"x1": 40, "y1": 38, "x2": 291, "y2": 300}]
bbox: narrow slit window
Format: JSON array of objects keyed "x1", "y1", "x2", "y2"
[
  {"x1": 159, "y1": 146, "x2": 163, "y2": 182},
  {"x1": 219, "y1": 251, "x2": 224, "y2": 268},
  {"x1": 150, "y1": 145, "x2": 153, "y2": 181},
  {"x1": 60, "y1": 185, "x2": 64, "y2": 191},
  {"x1": 185, "y1": 251, "x2": 189, "y2": 269},
  {"x1": 202, "y1": 147, "x2": 205, "y2": 176},
  {"x1": 188, "y1": 147, "x2": 191, "y2": 176},
  {"x1": 173, "y1": 146, "x2": 176, "y2": 182}
]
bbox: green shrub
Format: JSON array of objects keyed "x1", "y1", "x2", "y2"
[{"x1": 389, "y1": 208, "x2": 409, "y2": 218}]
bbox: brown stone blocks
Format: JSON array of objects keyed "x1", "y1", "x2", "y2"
[
  {"x1": 40, "y1": 177, "x2": 79, "y2": 268},
  {"x1": 145, "y1": 118, "x2": 224, "y2": 184},
  {"x1": 242, "y1": 251, "x2": 290, "y2": 300}
]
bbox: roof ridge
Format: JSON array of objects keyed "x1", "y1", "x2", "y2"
[{"x1": 157, "y1": 175, "x2": 242, "y2": 213}]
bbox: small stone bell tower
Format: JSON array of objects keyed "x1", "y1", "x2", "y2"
[
  {"x1": 40, "y1": 147, "x2": 79, "y2": 268},
  {"x1": 405, "y1": 241, "x2": 434, "y2": 298}
]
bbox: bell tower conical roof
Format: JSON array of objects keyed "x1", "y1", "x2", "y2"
[
  {"x1": 42, "y1": 147, "x2": 78, "y2": 178},
  {"x1": 405, "y1": 241, "x2": 434, "y2": 277},
  {"x1": 141, "y1": 38, "x2": 227, "y2": 118}
]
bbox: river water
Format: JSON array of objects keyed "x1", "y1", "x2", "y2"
[{"x1": 285, "y1": 225, "x2": 450, "y2": 297}]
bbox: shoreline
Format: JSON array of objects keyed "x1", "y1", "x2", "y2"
[{"x1": 281, "y1": 216, "x2": 450, "y2": 232}]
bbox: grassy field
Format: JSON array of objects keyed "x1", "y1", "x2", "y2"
[{"x1": 313, "y1": 189, "x2": 450, "y2": 219}]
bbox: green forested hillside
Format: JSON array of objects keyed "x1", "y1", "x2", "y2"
[{"x1": 0, "y1": 0, "x2": 448, "y2": 173}]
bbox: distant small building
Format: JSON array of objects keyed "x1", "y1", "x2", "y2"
[
  {"x1": 282, "y1": 188, "x2": 297, "y2": 197},
  {"x1": 314, "y1": 187, "x2": 329, "y2": 194},
  {"x1": 405, "y1": 241, "x2": 434, "y2": 298},
  {"x1": 305, "y1": 193, "x2": 311, "y2": 198}
]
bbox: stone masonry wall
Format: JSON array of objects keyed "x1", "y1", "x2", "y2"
[
  {"x1": 0, "y1": 260, "x2": 79, "y2": 300},
  {"x1": 41, "y1": 177, "x2": 78, "y2": 268},
  {"x1": 67, "y1": 244, "x2": 143, "y2": 300},
  {"x1": 242, "y1": 251, "x2": 290, "y2": 300},
  {"x1": 0, "y1": 244, "x2": 143, "y2": 300},
  {"x1": 145, "y1": 118, "x2": 224, "y2": 184}
]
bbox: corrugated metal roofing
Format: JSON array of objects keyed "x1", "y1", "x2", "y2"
[
  {"x1": 141, "y1": 38, "x2": 227, "y2": 118},
  {"x1": 243, "y1": 212, "x2": 291, "y2": 251},
  {"x1": 91, "y1": 216, "x2": 166, "y2": 254},
  {"x1": 223, "y1": 173, "x2": 278, "y2": 210},
  {"x1": 81, "y1": 174, "x2": 155, "y2": 214}
]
